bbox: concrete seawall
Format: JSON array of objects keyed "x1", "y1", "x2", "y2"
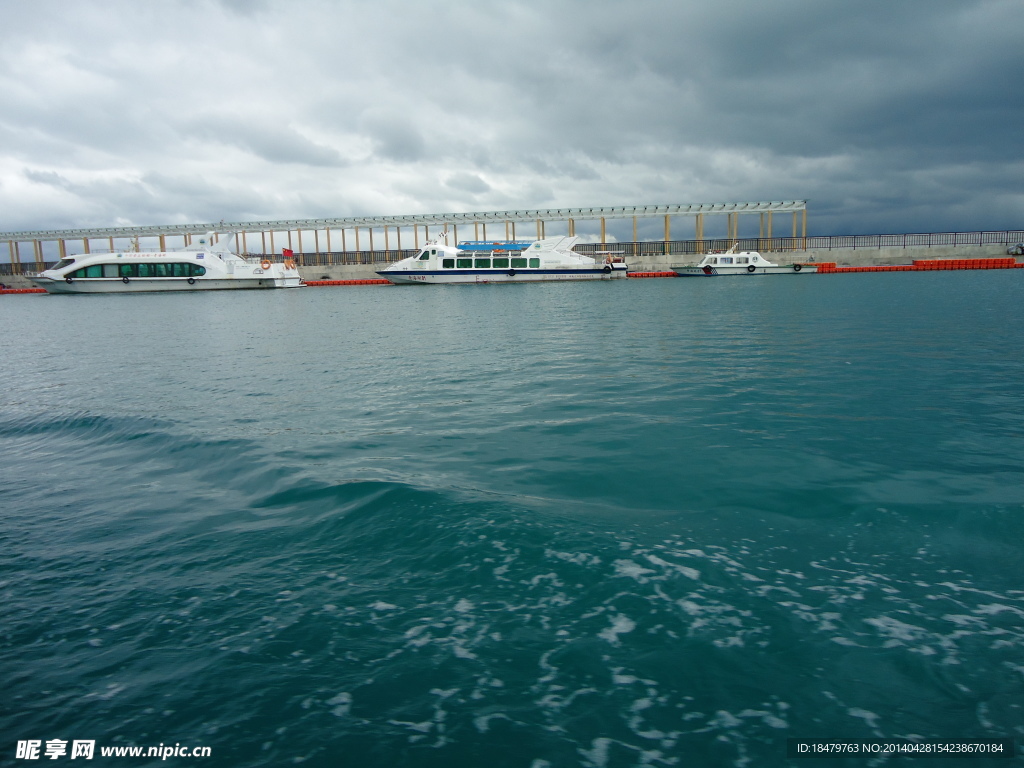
[
  {"x1": 626, "y1": 243, "x2": 1013, "y2": 272},
  {"x1": 2, "y1": 243, "x2": 1018, "y2": 290},
  {"x1": 299, "y1": 244, "x2": 1018, "y2": 281}
]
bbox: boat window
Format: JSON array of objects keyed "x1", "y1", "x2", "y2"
[
  {"x1": 154, "y1": 263, "x2": 170, "y2": 277},
  {"x1": 492, "y1": 257, "x2": 509, "y2": 269},
  {"x1": 707, "y1": 257, "x2": 717, "y2": 264},
  {"x1": 53, "y1": 258, "x2": 75, "y2": 271},
  {"x1": 720, "y1": 257, "x2": 733, "y2": 264},
  {"x1": 529, "y1": 258, "x2": 540, "y2": 268},
  {"x1": 418, "y1": 251, "x2": 429, "y2": 260},
  {"x1": 474, "y1": 258, "x2": 490, "y2": 269},
  {"x1": 119, "y1": 264, "x2": 135, "y2": 278},
  {"x1": 456, "y1": 258, "x2": 472, "y2": 268},
  {"x1": 431, "y1": 249, "x2": 437, "y2": 256},
  {"x1": 138, "y1": 263, "x2": 155, "y2": 277},
  {"x1": 68, "y1": 265, "x2": 104, "y2": 278},
  {"x1": 511, "y1": 258, "x2": 527, "y2": 268},
  {"x1": 442, "y1": 258, "x2": 455, "y2": 269},
  {"x1": 102, "y1": 264, "x2": 119, "y2": 277},
  {"x1": 193, "y1": 265, "x2": 206, "y2": 276},
  {"x1": 737, "y1": 257, "x2": 749, "y2": 264}
]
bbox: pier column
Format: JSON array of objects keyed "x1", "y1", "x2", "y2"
[
  {"x1": 766, "y1": 211, "x2": 773, "y2": 240},
  {"x1": 33, "y1": 240, "x2": 44, "y2": 270},
  {"x1": 568, "y1": 218, "x2": 575, "y2": 236},
  {"x1": 452, "y1": 224, "x2": 458, "y2": 244},
  {"x1": 369, "y1": 227, "x2": 374, "y2": 252},
  {"x1": 9, "y1": 241, "x2": 19, "y2": 274},
  {"x1": 83, "y1": 238, "x2": 91, "y2": 254},
  {"x1": 341, "y1": 229, "x2": 347, "y2": 255},
  {"x1": 802, "y1": 209, "x2": 807, "y2": 246},
  {"x1": 475, "y1": 222, "x2": 480, "y2": 240},
  {"x1": 159, "y1": 235, "x2": 166, "y2": 252},
  {"x1": 727, "y1": 212, "x2": 738, "y2": 244},
  {"x1": 261, "y1": 231, "x2": 267, "y2": 255},
  {"x1": 325, "y1": 227, "x2": 332, "y2": 254},
  {"x1": 355, "y1": 227, "x2": 361, "y2": 252},
  {"x1": 482, "y1": 223, "x2": 487, "y2": 240},
  {"x1": 108, "y1": 236, "x2": 115, "y2": 251},
  {"x1": 632, "y1": 216, "x2": 637, "y2": 242},
  {"x1": 664, "y1": 215, "x2": 670, "y2": 255},
  {"x1": 297, "y1": 229, "x2": 303, "y2": 258},
  {"x1": 384, "y1": 226, "x2": 389, "y2": 252},
  {"x1": 270, "y1": 231, "x2": 275, "y2": 255},
  {"x1": 58, "y1": 239, "x2": 67, "y2": 260},
  {"x1": 600, "y1": 217, "x2": 606, "y2": 243},
  {"x1": 314, "y1": 230, "x2": 321, "y2": 263},
  {"x1": 695, "y1": 213, "x2": 705, "y2": 252}
]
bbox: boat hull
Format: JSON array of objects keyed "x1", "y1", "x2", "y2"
[
  {"x1": 674, "y1": 265, "x2": 817, "y2": 276},
  {"x1": 30, "y1": 276, "x2": 303, "y2": 293},
  {"x1": 377, "y1": 268, "x2": 627, "y2": 285}
]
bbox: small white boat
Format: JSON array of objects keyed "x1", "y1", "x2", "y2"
[
  {"x1": 30, "y1": 233, "x2": 304, "y2": 294},
  {"x1": 377, "y1": 234, "x2": 628, "y2": 284},
  {"x1": 674, "y1": 246, "x2": 816, "y2": 276}
]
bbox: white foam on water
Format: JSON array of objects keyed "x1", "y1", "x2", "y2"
[
  {"x1": 847, "y1": 707, "x2": 883, "y2": 735},
  {"x1": 613, "y1": 559, "x2": 656, "y2": 582},
  {"x1": 974, "y1": 603, "x2": 1024, "y2": 617},
  {"x1": 325, "y1": 692, "x2": 351, "y2": 717},
  {"x1": 598, "y1": 614, "x2": 636, "y2": 645},
  {"x1": 547, "y1": 548, "x2": 601, "y2": 567},
  {"x1": 578, "y1": 737, "x2": 611, "y2": 768},
  {"x1": 863, "y1": 616, "x2": 927, "y2": 643},
  {"x1": 645, "y1": 554, "x2": 700, "y2": 581},
  {"x1": 473, "y1": 712, "x2": 512, "y2": 733}
]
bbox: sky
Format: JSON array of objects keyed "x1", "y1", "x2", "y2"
[{"x1": 1, "y1": 0, "x2": 1022, "y2": 240}]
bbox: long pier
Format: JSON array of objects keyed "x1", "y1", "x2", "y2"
[{"x1": 1, "y1": 201, "x2": 806, "y2": 274}]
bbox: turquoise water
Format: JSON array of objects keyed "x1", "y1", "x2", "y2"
[{"x1": 2, "y1": 273, "x2": 1023, "y2": 767}]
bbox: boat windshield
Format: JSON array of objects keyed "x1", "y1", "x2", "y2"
[{"x1": 51, "y1": 258, "x2": 76, "y2": 271}]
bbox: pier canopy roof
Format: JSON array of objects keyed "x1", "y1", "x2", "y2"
[{"x1": 1, "y1": 201, "x2": 806, "y2": 241}]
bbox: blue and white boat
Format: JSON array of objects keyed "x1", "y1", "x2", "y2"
[{"x1": 377, "y1": 235, "x2": 627, "y2": 284}]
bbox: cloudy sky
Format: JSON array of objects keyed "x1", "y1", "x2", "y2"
[{"x1": 1, "y1": 0, "x2": 1021, "y2": 240}]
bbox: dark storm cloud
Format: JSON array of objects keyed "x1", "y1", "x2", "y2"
[{"x1": 0, "y1": 0, "x2": 1021, "y2": 234}]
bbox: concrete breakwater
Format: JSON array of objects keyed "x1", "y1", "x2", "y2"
[
  {"x1": 2, "y1": 243, "x2": 1020, "y2": 290},
  {"x1": 297, "y1": 243, "x2": 1019, "y2": 282}
]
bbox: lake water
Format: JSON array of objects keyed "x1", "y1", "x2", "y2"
[{"x1": 2, "y1": 272, "x2": 1023, "y2": 767}]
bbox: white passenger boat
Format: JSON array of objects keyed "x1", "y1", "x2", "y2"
[
  {"x1": 377, "y1": 234, "x2": 628, "y2": 284},
  {"x1": 30, "y1": 233, "x2": 303, "y2": 294},
  {"x1": 674, "y1": 247, "x2": 816, "y2": 276}
]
